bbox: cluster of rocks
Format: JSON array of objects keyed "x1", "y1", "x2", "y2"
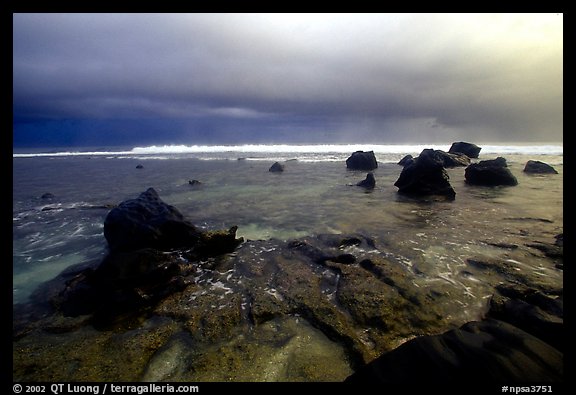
[
  {"x1": 392, "y1": 142, "x2": 557, "y2": 200},
  {"x1": 264, "y1": 143, "x2": 557, "y2": 198}
]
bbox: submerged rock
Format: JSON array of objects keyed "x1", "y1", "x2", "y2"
[
  {"x1": 448, "y1": 141, "x2": 482, "y2": 158},
  {"x1": 346, "y1": 151, "x2": 378, "y2": 170},
  {"x1": 136, "y1": 164, "x2": 144, "y2": 169},
  {"x1": 269, "y1": 162, "x2": 285, "y2": 172},
  {"x1": 465, "y1": 157, "x2": 518, "y2": 186},
  {"x1": 523, "y1": 160, "x2": 558, "y2": 174},
  {"x1": 394, "y1": 149, "x2": 456, "y2": 200}
]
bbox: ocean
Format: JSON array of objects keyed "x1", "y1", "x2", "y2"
[{"x1": 12, "y1": 143, "x2": 563, "y2": 381}]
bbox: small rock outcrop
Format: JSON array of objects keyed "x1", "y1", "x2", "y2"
[
  {"x1": 523, "y1": 160, "x2": 558, "y2": 174},
  {"x1": 346, "y1": 151, "x2": 378, "y2": 171},
  {"x1": 269, "y1": 162, "x2": 285, "y2": 172},
  {"x1": 394, "y1": 149, "x2": 456, "y2": 200},
  {"x1": 356, "y1": 173, "x2": 376, "y2": 189},
  {"x1": 448, "y1": 141, "x2": 482, "y2": 158},
  {"x1": 465, "y1": 157, "x2": 518, "y2": 186}
]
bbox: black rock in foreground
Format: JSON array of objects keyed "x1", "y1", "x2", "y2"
[
  {"x1": 346, "y1": 283, "x2": 563, "y2": 384},
  {"x1": 345, "y1": 318, "x2": 562, "y2": 383}
]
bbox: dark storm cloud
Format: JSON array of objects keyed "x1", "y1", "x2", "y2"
[{"x1": 13, "y1": 13, "x2": 563, "y2": 145}]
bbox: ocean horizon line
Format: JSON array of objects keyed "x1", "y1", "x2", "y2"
[{"x1": 12, "y1": 142, "x2": 563, "y2": 158}]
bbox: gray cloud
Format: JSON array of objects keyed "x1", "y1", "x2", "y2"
[{"x1": 13, "y1": 13, "x2": 563, "y2": 144}]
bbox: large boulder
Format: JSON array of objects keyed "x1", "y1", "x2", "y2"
[
  {"x1": 394, "y1": 149, "x2": 456, "y2": 200},
  {"x1": 523, "y1": 160, "x2": 558, "y2": 174},
  {"x1": 104, "y1": 188, "x2": 202, "y2": 252},
  {"x1": 465, "y1": 157, "x2": 518, "y2": 186},
  {"x1": 346, "y1": 151, "x2": 378, "y2": 170},
  {"x1": 448, "y1": 141, "x2": 482, "y2": 158}
]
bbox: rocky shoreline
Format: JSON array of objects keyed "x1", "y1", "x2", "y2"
[{"x1": 13, "y1": 144, "x2": 563, "y2": 382}]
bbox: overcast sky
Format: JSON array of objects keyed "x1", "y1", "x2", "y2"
[{"x1": 13, "y1": 13, "x2": 563, "y2": 147}]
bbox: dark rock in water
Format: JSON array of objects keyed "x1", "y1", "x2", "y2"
[
  {"x1": 188, "y1": 179, "x2": 202, "y2": 186},
  {"x1": 523, "y1": 160, "x2": 558, "y2": 174},
  {"x1": 346, "y1": 151, "x2": 378, "y2": 170},
  {"x1": 104, "y1": 188, "x2": 202, "y2": 252},
  {"x1": 356, "y1": 173, "x2": 375, "y2": 189},
  {"x1": 345, "y1": 318, "x2": 562, "y2": 383},
  {"x1": 448, "y1": 141, "x2": 482, "y2": 158},
  {"x1": 136, "y1": 164, "x2": 144, "y2": 169},
  {"x1": 397, "y1": 155, "x2": 413, "y2": 167},
  {"x1": 41, "y1": 189, "x2": 244, "y2": 327},
  {"x1": 41, "y1": 193, "x2": 55, "y2": 199},
  {"x1": 269, "y1": 162, "x2": 285, "y2": 172},
  {"x1": 465, "y1": 157, "x2": 518, "y2": 186},
  {"x1": 394, "y1": 149, "x2": 456, "y2": 200}
]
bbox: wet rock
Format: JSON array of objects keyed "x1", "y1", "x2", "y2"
[
  {"x1": 487, "y1": 285, "x2": 563, "y2": 351},
  {"x1": 448, "y1": 141, "x2": 482, "y2": 158},
  {"x1": 394, "y1": 149, "x2": 456, "y2": 200},
  {"x1": 465, "y1": 157, "x2": 518, "y2": 186},
  {"x1": 141, "y1": 332, "x2": 195, "y2": 381},
  {"x1": 269, "y1": 162, "x2": 285, "y2": 172},
  {"x1": 136, "y1": 164, "x2": 144, "y2": 169},
  {"x1": 523, "y1": 160, "x2": 558, "y2": 174},
  {"x1": 52, "y1": 249, "x2": 195, "y2": 326},
  {"x1": 345, "y1": 318, "x2": 562, "y2": 383},
  {"x1": 188, "y1": 179, "x2": 202, "y2": 186},
  {"x1": 356, "y1": 173, "x2": 375, "y2": 189},
  {"x1": 346, "y1": 151, "x2": 378, "y2": 170}
]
